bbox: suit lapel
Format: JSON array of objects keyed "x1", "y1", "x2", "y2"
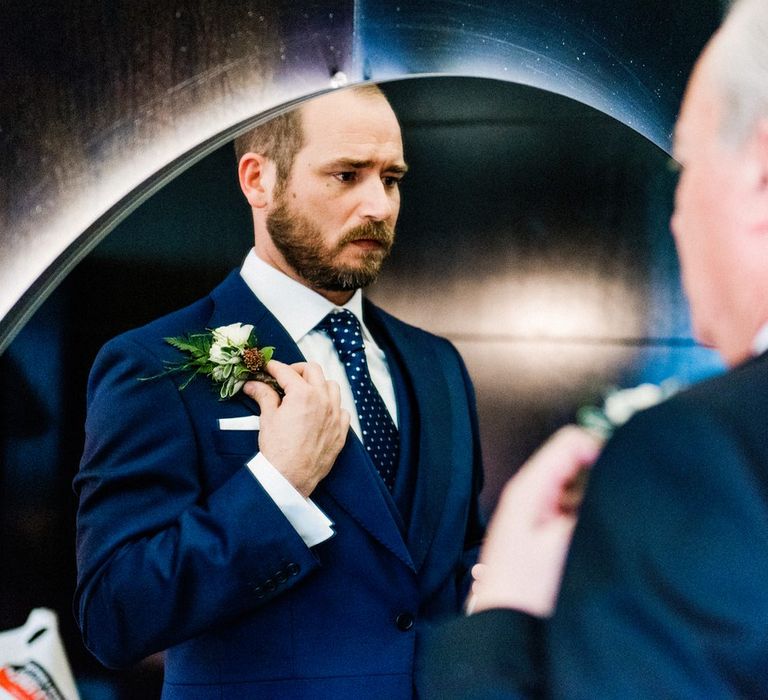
[
  {"x1": 208, "y1": 270, "x2": 306, "y2": 365},
  {"x1": 321, "y1": 438, "x2": 415, "y2": 570},
  {"x1": 365, "y1": 303, "x2": 455, "y2": 572},
  {"x1": 209, "y1": 271, "x2": 413, "y2": 568},
  {"x1": 209, "y1": 271, "x2": 305, "y2": 416}
]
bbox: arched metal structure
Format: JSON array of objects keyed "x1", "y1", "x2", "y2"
[
  {"x1": 0, "y1": 6, "x2": 727, "y2": 694},
  {"x1": 0, "y1": 0, "x2": 720, "y2": 354}
]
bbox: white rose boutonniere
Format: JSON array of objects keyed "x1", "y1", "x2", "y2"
[
  {"x1": 577, "y1": 379, "x2": 680, "y2": 439},
  {"x1": 142, "y1": 322, "x2": 277, "y2": 399}
]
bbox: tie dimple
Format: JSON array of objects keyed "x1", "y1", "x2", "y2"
[{"x1": 316, "y1": 310, "x2": 399, "y2": 491}]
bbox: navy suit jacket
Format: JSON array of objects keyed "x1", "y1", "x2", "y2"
[
  {"x1": 421, "y1": 352, "x2": 768, "y2": 699},
  {"x1": 74, "y1": 270, "x2": 484, "y2": 700}
]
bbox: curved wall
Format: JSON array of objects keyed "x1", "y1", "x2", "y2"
[{"x1": 0, "y1": 0, "x2": 721, "y2": 352}]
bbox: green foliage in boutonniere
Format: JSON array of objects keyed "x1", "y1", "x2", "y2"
[
  {"x1": 143, "y1": 322, "x2": 278, "y2": 399},
  {"x1": 577, "y1": 379, "x2": 680, "y2": 439}
]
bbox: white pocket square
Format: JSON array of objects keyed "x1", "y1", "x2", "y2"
[{"x1": 218, "y1": 416, "x2": 260, "y2": 431}]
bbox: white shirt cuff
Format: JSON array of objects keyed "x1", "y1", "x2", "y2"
[{"x1": 247, "y1": 453, "x2": 335, "y2": 548}]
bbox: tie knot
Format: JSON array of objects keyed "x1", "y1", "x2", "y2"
[{"x1": 316, "y1": 310, "x2": 365, "y2": 358}]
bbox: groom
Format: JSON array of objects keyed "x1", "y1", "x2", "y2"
[
  {"x1": 422, "y1": 0, "x2": 768, "y2": 696},
  {"x1": 74, "y1": 84, "x2": 484, "y2": 699}
]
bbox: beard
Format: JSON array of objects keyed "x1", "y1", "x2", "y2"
[{"x1": 266, "y1": 198, "x2": 395, "y2": 292}]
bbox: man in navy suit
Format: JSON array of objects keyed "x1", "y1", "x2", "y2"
[
  {"x1": 74, "y1": 84, "x2": 484, "y2": 699},
  {"x1": 422, "y1": 0, "x2": 768, "y2": 696}
]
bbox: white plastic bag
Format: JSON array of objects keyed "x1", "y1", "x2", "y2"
[{"x1": 0, "y1": 608, "x2": 80, "y2": 700}]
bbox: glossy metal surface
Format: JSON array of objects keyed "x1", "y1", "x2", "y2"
[
  {"x1": 359, "y1": 0, "x2": 718, "y2": 148},
  {"x1": 0, "y1": 1, "x2": 356, "y2": 352},
  {"x1": 0, "y1": 0, "x2": 720, "y2": 353}
]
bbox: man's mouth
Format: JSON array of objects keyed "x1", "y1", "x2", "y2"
[{"x1": 349, "y1": 238, "x2": 386, "y2": 251}]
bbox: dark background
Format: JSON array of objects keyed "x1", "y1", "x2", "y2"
[{"x1": 0, "y1": 1, "x2": 723, "y2": 697}]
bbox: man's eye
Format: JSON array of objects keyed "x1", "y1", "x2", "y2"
[
  {"x1": 382, "y1": 176, "x2": 403, "y2": 188},
  {"x1": 334, "y1": 172, "x2": 357, "y2": 183}
]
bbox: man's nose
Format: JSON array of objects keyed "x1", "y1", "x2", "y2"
[{"x1": 358, "y1": 177, "x2": 394, "y2": 221}]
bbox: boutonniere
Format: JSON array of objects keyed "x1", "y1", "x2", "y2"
[
  {"x1": 577, "y1": 379, "x2": 680, "y2": 439},
  {"x1": 146, "y1": 322, "x2": 278, "y2": 399}
]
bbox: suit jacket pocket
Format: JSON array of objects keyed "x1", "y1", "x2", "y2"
[{"x1": 211, "y1": 429, "x2": 259, "y2": 456}]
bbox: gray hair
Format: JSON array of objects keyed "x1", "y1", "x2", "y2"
[{"x1": 709, "y1": 0, "x2": 768, "y2": 146}]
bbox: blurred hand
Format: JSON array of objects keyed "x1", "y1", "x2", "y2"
[
  {"x1": 243, "y1": 359, "x2": 350, "y2": 497},
  {"x1": 469, "y1": 425, "x2": 603, "y2": 617}
]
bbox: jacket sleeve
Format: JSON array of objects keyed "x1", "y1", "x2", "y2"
[
  {"x1": 455, "y1": 347, "x2": 486, "y2": 601},
  {"x1": 548, "y1": 400, "x2": 768, "y2": 697},
  {"x1": 74, "y1": 335, "x2": 321, "y2": 669},
  {"x1": 419, "y1": 609, "x2": 544, "y2": 700}
]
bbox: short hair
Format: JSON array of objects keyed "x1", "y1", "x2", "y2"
[
  {"x1": 233, "y1": 83, "x2": 388, "y2": 186},
  {"x1": 709, "y1": 0, "x2": 768, "y2": 146}
]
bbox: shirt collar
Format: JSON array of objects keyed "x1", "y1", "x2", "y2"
[
  {"x1": 239, "y1": 249, "x2": 370, "y2": 343},
  {"x1": 752, "y1": 320, "x2": 768, "y2": 357}
]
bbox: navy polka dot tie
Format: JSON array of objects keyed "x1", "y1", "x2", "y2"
[{"x1": 316, "y1": 310, "x2": 399, "y2": 491}]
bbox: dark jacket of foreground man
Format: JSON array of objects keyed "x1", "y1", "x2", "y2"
[{"x1": 422, "y1": 352, "x2": 768, "y2": 699}]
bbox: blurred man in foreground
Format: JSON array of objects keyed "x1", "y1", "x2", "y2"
[{"x1": 422, "y1": 0, "x2": 768, "y2": 696}]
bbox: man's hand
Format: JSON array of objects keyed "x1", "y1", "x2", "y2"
[
  {"x1": 243, "y1": 359, "x2": 350, "y2": 497},
  {"x1": 469, "y1": 426, "x2": 603, "y2": 617}
]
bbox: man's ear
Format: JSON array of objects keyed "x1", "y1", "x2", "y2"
[{"x1": 238, "y1": 152, "x2": 277, "y2": 208}]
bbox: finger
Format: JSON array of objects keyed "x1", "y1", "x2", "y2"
[
  {"x1": 547, "y1": 513, "x2": 579, "y2": 545},
  {"x1": 550, "y1": 425, "x2": 603, "y2": 470},
  {"x1": 501, "y1": 427, "x2": 601, "y2": 524},
  {"x1": 543, "y1": 428, "x2": 602, "y2": 512},
  {"x1": 558, "y1": 465, "x2": 591, "y2": 514},
  {"x1": 560, "y1": 425, "x2": 604, "y2": 463},
  {"x1": 326, "y1": 379, "x2": 342, "y2": 406},
  {"x1": 296, "y1": 361, "x2": 326, "y2": 386},
  {"x1": 471, "y1": 563, "x2": 487, "y2": 580},
  {"x1": 465, "y1": 592, "x2": 477, "y2": 615},
  {"x1": 527, "y1": 426, "x2": 602, "y2": 490},
  {"x1": 278, "y1": 360, "x2": 327, "y2": 387},
  {"x1": 243, "y1": 380, "x2": 281, "y2": 413},
  {"x1": 333, "y1": 408, "x2": 351, "y2": 447},
  {"x1": 339, "y1": 408, "x2": 351, "y2": 435},
  {"x1": 264, "y1": 359, "x2": 305, "y2": 392}
]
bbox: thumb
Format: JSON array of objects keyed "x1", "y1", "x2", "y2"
[
  {"x1": 243, "y1": 379, "x2": 281, "y2": 414},
  {"x1": 525, "y1": 426, "x2": 602, "y2": 491}
]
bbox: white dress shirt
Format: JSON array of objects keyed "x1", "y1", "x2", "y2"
[{"x1": 238, "y1": 249, "x2": 398, "y2": 547}]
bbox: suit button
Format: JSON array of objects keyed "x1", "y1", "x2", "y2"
[
  {"x1": 395, "y1": 613, "x2": 414, "y2": 631},
  {"x1": 287, "y1": 563, "x2": 300, "y2": 576},
  {"x1": 275, "y1": 569, "x2": 288, "y2": 584},
  {"x1": 264, "y1": 578, "x2": 276, "y2": 592}
]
